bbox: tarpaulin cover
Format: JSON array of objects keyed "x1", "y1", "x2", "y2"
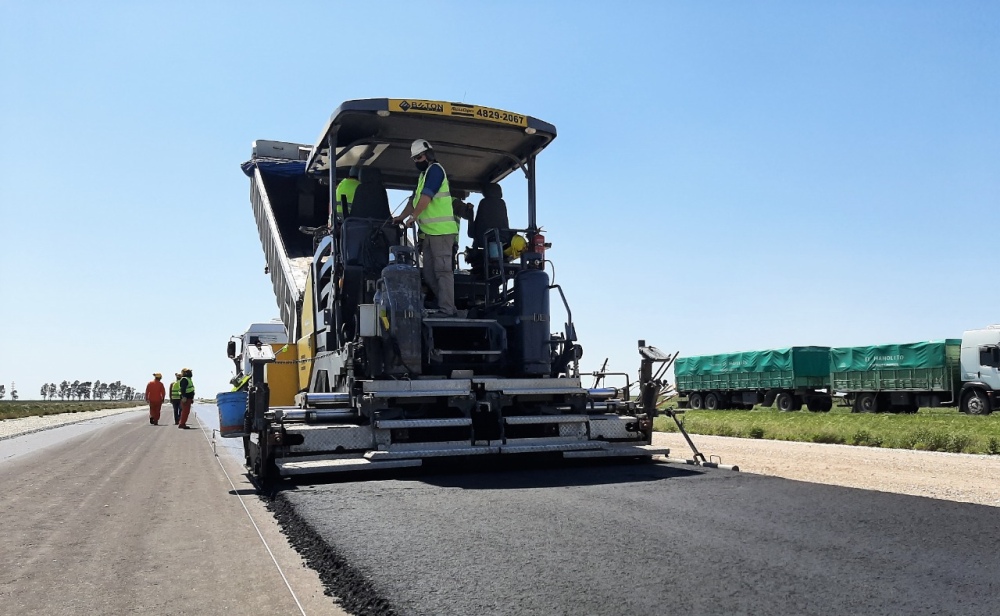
[
  {"x1": 829, "y1": 340, "x2": 961, "y2": 372},
  {"x1": 675, "y1": 347, "x2": 831, "y2": 377},
  {"x1": 240, "y1": 158, "x2": 307, "y2": 178}
]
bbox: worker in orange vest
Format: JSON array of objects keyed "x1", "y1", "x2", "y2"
[{"x1": 145, "y1": 373, "x2": 166, "y2": 425}]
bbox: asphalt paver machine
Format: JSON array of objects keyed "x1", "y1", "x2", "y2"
[{"x1": 235, "y1": 98, "x2": 690, "y2": 482}]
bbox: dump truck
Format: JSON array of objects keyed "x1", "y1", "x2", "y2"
[
  {"x1": 227, "y1": 321, "x2": 298, "y2": 406},
  {"x1": 231, "y1": 98, "x2": 722, "y2": 482},
  {"x1": 674, "y1": 347, "x2": 833, "y2": 412}
]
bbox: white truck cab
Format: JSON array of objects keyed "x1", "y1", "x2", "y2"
[
  {"x1": 958, "y1": 325, "x2": 1000, "y2": 414},
  {"x1": 227, "y1": 320, "x2": 299, "y2": 406}
]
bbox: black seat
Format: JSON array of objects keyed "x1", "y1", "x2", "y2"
[
  {"x1": 349, "y1": 167, "x2": 391, "y2": 220},
  {"x1": 470, "y1": 183, "x2": 511, "y2": 248}
]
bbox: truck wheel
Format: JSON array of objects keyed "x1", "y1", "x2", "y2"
[
  {"x1": 689, "y1": 393, "x2": 703, "y2": 410},
  {"x1": 775, "y1": 392, "x2": 794, "y2": 412},
  {"x1": 705, "y1": 393, "x2": 719, "y2": 410},
  {"x1": 962, "y1": 390, "x2": 990, "y2": 415},
  {"x1": 857, "y1": 393, "x2": 879, "y2": 413}
]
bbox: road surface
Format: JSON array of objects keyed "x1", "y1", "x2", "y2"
[
  {"x1": 273, "y1": 458, "x2": 999, "y2": 616},
  {"x1": 0, "y1": 404, "x2": 344, "y2": 616},
  {"x1": 3, "y1": 405, "x2": 998, "y2": 615}
]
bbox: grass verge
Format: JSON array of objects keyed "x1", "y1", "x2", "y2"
[
  {"x1": 0, "y1": 400, "x2": 141, "y2": 421},
  {"x1": 653, "y1": 405, "x2": 1000, "y2": 455}
]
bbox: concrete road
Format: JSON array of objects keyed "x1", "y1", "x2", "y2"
[
  {"x1": 275, "y1": 459, "x2": 1000, "y2": 616},
  {"x1": 0, "y1": 405, "x2": 346, "y2": 616}
]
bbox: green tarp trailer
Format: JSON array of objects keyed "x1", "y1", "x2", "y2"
[
  {"x1": 675, "y1": 347, "x2": 833, "y2": 411},
  {"x1": 830, "y1": 340, "x2": 962, "y2": 404},
  {"x1": 676, "y1": 347, "x2": 831, "y2": 390}
]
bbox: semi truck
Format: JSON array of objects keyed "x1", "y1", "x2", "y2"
[
  {"x1": 229, "y1": 98, "x2": 721, "y2": 483},
  {"x1": 675, "y1": 326, "x2": 1000, "y2": 415}
]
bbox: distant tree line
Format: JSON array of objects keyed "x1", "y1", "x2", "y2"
[{"x1": 34, "y1": 380, "x2": 139, "y2": 401}]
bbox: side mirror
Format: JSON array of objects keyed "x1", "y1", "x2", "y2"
[{"x1": 227, "y1": 340, "x2": 237, "y2": 359}]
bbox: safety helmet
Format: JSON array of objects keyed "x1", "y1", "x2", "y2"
[
  {"x1": 153, "y1": 372, "x2": 162, "y2": 379},
  {"x1": 410, "y1": 139, "x2": 433, "y2": 158}
]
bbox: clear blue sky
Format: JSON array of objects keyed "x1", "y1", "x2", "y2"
[{"x1": 1, "y1": 1, "x2": 997, "y2": 399}]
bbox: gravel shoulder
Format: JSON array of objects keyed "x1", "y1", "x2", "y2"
[{"x1": 654, "y1": 431, "x2": 1000, "y2": 507}]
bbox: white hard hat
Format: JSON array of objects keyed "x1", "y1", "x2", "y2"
[{"x1": 410, "y1": 139, "x2": 432, "y2": 158}]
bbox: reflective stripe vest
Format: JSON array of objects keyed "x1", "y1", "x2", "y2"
[
  {"x1": 335, "y1": 178, "x2": 360, "y2": 215},
  {"x1": 180, "y1": 377, "x2": 195, "y2": 397},
  {"x1": 170, "y1": 381, "x2": 181, "y2": 400},
  {"x1": 414, "y1": 163, "x2": 458, "y2": 236}
]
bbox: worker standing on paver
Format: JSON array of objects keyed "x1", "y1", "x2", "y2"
[
  {"x1": 145, "y1": 373, "x2": 166, "y2": 426},
  {"x1": 169, "y1": 373, "x2": 183, "y2": 425},
  {"x1": 177, "y1": 368, "x2": 195, "y2": 430},
  {"x1": 393, "y1": 139, "x2": 459, "y2": 316}
]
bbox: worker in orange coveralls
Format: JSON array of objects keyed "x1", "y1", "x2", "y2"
[
  {"x1": 145, "y1": 373, "x2": 166, "y2": 425},
  {"x1": 177, "y1": 368, "x2": 196, "y2": 430}
]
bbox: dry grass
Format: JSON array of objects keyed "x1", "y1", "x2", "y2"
[{"x1": 0, "y1": 400, "x2": 141, "y2": 421}]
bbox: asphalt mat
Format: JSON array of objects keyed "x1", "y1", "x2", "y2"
[{"x1": 268, "y1": 458, "x2": 1000, "y2": 616}]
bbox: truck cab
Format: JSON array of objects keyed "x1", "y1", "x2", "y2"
[{"x1": 959, "y1": 326, "x2": 1000, "y2": 414}]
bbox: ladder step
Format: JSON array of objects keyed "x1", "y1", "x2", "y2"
[
  {"x1": 375, "y1": 418, "x2": 473, "y2": 429},
  {"x1": 504, "y1": 415, "x2": 589, "y2": 425}
]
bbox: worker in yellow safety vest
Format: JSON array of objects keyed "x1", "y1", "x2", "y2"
[
  {"x1": 169, "y1": 373, "x2": 183, "y2": 425},
  {"x1": 332, "y1": 165, "x2": 361, "y2": 223},
  {"x1": 393, "y1": 139, "x2": 459, "y2": 316},
  {"x1": 177, "y1": 368, "x2": 196, "y2": 430}
]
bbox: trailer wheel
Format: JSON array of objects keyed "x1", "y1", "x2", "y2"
[
  {"x1": 705, "y1": 393, "x2": 719, "y2": 410},
  {"x1": 962, "y1": 390, "x2": 990, "y2": 415},
  {"x1": 775, "y1": 392, "x2": 795, "y2": 412},
  {"x1": 857, "y1": 393, "x2": 879, "y2": 413},
  {"x1": 689, "y1": 393, "x2": 703, "y2": 410}
]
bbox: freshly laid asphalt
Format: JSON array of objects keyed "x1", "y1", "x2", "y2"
[{"x1": 274, "y1": 459, "x2": 1000, "y2": 616}]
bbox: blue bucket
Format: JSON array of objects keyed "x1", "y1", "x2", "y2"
[{"x1": 216, "y1": 391, "x2": 249, "y2": 438}]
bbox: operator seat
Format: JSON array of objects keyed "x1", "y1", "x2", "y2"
[
  {"x1": 348, "y1": 166, "x2": 391, "y2": 220},
  {"x1": 471, "y1": 183, "x2": 512, "y2": 248}
]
